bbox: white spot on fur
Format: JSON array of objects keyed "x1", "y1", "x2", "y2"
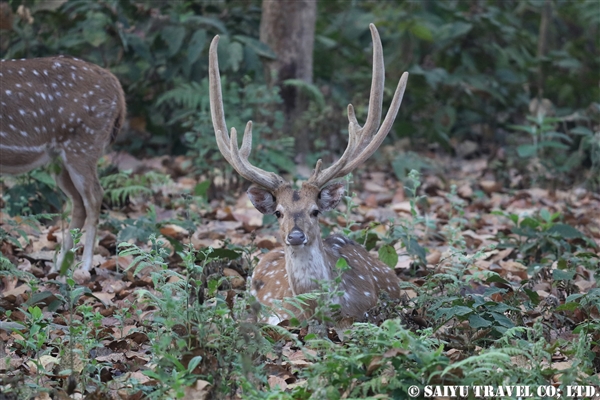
[{"x1": 266, "y1": 315, "x2": 282, "y2": 325}]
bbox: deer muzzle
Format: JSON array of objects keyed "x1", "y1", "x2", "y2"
[{"x1": 286, "y1": 228, "x2": 307, "y2": 246}]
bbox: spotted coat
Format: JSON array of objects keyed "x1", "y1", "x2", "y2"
[{"x1": 0, "y1": 56, "x2": 126, "y2": 275}]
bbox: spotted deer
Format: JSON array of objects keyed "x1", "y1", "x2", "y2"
[
  {"x1": 0, "y1": 56, "x2": 126, "y2": 278},
  {"x1": 209, "y1": 24, "x2": 408, "y2": 323}
]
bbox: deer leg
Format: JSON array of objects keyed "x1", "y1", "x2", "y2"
[
  {"x1": 63, "y1": 161, "x2": 103, "y2": 273},
  {"x1": 54, "y1": 166, "x2": 86, "y2": 272}
]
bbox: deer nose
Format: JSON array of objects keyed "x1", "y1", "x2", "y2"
[{"x1": 286, "y1": 228, "x2": 307, "y2": 246}]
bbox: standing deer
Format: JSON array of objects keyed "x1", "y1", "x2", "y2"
[
  {"x1": 0, "y1": 56, "x2": 126, "y2": 279},
  {"x1": 209, "y1": 24, "x2": 408, "y2": 323}
]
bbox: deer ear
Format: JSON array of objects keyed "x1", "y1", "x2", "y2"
[
  {"x1": 317, "y1": 182, "x2": 345, "y2": 211},
  {"x1": 247, "y1": 186, "x2": 277, "y2": 214}
]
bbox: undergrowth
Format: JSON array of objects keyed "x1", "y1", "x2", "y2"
[{"x1": 1, "y1": 169, "x2": 599, "y2": 398}]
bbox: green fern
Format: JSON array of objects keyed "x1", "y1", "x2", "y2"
[
  {"x1": 156, "y1": 81, "x2": 206, "y2": 111},
  {"x1": 101, "y1": 170, "x2": 173, "y2": 207}
]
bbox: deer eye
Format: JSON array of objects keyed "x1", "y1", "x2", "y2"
[
  {"x1": 311, "y1": 209, "x2": 320, "y2": 218},
  {"x1": 274, "y1": 211, "x2": 282, "y2": 218}
]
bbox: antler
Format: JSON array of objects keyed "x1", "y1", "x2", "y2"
[
  {"x1": 209, "y1": 36, "x2": 287, "y2": 191},
  {"x1": 307, "y1": 24, "x2": 409, "y2": 188}
]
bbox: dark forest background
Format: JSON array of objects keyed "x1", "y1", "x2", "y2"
[{"x1": 1, "y1": 0, "x2": 598, "y2": 190}]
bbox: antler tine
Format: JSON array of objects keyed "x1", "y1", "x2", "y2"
[
  {"x1": 336, "y1": 70, "x2": 408, "y2": 177},
  {"x1": 209, "y1": 35, "x2": 286, "y2": 190},
  {"x1": 308, "y1": 23, "x2": 409, "y2": 188},
  {"x1": 209, "y1": 36, "x2": 233, "y2": 165}
]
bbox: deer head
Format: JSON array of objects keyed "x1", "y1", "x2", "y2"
[{"x1": 209, "y1": 24, "x2": 408, "y2": 248}]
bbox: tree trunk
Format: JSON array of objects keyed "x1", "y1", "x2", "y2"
[{"x1": 260, "y1": 0, "x2": 317, "y2": 158}]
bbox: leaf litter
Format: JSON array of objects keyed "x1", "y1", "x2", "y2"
[{"x1": 1, "y1": 150, "x2": 599, "y2": 397}]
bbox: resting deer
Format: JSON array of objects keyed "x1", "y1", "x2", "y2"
[
  {"x1": 0, "y1": 56, "x2": 126, "y2": 279},
  {"x1": 209, "y1": 24, "x2": 408, "y2": 323}
]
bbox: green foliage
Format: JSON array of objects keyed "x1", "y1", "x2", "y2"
[
  {"x1": 0, "y1": 213, "x2": 48, "y2": 250},
  {"x1": 369, "y1": 1, "x2": 597, "y2": 143},
  {"x1": 3, "y1": 0, "x2": 270, "y2": 153},
  {"x1": 560, "y1": 289, "x2": 600, "y2": 319},
  {"x1": 311, "y1": 1, "x2": 598, "y2": 185},
  {"x1": 493, "y1": 209, "x2": 596, "y2": 263},
  {"x1": 160, "y1": 76, "x2": 296, "y2": 176},
  {"x1": 3, "y1": 1, "x2": 596, "y2": 184},
  {"x1": 111, "y1": 205, "x2": 194, "y2": 253},
  {"x1": 101, "y1": 170, "x2": 173, "y2": 207},
  {"x1": 392, "y1": 151, "x2": 435, "y2": 183},
  {"x1": 296, "y1": 320, "x2": 441, "y2": 398},
  {"x1": 511, "y1": 112, "x2": 600, "y2": 187},
  {"x1": 115, "y1": 242, "x2": 277, "y2": 398},
  {"x1": 433, "y1": 285, "x2": 519, "y2": 337},
  {"x1": 384, "y1": 170, "x2": 429, "y2": 265},
  {"x1": 377, "y1": 244, "x2": 398, "y2": 269},
  {"x1": 1, "y1": 172, "x2": 63, "y2": 217}
]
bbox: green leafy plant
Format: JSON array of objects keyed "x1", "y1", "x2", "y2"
[
  {"x1": 493, "y1": 209, "x2": 594, "y2": 263},
  {"x1": 1, "y1": 171, "x2": 63, "y2": 217},
  {"x1": 510, "y1": 113, "x2": 590, "y2": 187},
  {"x1": 112, "y1": 206, "x2": 194, "y2": 253},
  {"x1": 3, "y1": 1, "x2": 273, "y2": 154},
  {"x1": 101, "y1": 170, "x2": 173, "y2": 207},
  {"x1": 295, "y1": 320, "x2": 441, "y2": 398},
  {"x1": 160, "y1": 75, "x2": 295, "y2": 177},
  {"x1": 382, "y1": 170, "x2": 429, "y2": 266},
  {"x1": 116, "y1": 240, "x2": 279, "y2": 398}
]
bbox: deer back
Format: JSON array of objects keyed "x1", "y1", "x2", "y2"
[{"x1": 0, "y1": 56, "x2": 125, "y2": 174}]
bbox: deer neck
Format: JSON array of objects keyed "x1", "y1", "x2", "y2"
[{"x1": 284, "y1": 240, "x2": 335, "y2": 296}]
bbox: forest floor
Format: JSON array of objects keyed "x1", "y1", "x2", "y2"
[{"x1": 1, "y1": 149, "x2": 599, "y2": 399}]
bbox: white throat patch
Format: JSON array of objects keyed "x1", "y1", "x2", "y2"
[{"x1": 284, "y1": 242, "x2": 331, "y2": 295}]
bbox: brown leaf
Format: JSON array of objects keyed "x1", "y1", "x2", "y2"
[
  {"x1": 256, "y1": 236, "x2": 278, "y2": 250},
  {"x1": 391, "y1": 201, "x2": 412, "y2": 214},
  {"x1": 446, "y1": 348, "x2": 464, "y2": 362},
  {"x1": 47, "y1": 225, "x2": 59, "y2": 242},
  {"x1": 489, "y1": 248, "x2": 514, "y2": 262},
  {"x1": 127, "y1": 332, "x2": 149, "y2": 344},
  {"x1": 159, "y1": 224, "x2": 188, "y2": 240},
  {"x1": 286, "y1": 350, "x2": 313, "y2": 367},
  {"x1": 366, "y1": 355, "x2": 383, "y2": 376},
  {"x1": 364, "y1": 181, "x2": 387, "y2": 193},
  {"x1": 382, "y1": 348, "x2": 409, "y2": 358},
  {"x1": 223, "y1": 268, "x2": 245, "y2": 289},
  {"x1": 182, "y1": 379, "x2": 212, "y2": 400},
  {"x1": 426, "y1": 249, "x2": 442, "y2": 265},
  {"x1": 268, "y1": 375, "x2": 288, "y2": 391},
  {"x1": 457, "y1": 183, "x2": 473, "y2": 199},
  {"x1": 392, "y1": 184, "x2": 405, "y2": 203},
  {"x1": 498, "y1": 260, "x2": 528, "y2": 280},
  {"x1": 479, "y1": 180, "x2": 502, "y2": 194}
]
